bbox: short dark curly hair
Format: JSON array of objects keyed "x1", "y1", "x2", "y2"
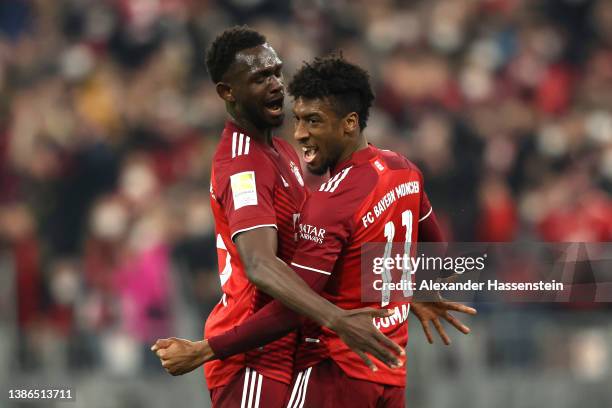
[
  {"x1": 205, "y1": 26, "x2": 266, "y2": 83},
  {"x1": 288, "y1": 55, "x2": 375, "y2": 130}
]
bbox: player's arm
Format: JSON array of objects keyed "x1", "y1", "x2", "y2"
[
  {"x1": 234, "y1": 226, "x2": 404, "y2": 370},
  {"x1": 152, "y1": 293, "x2": 302, "y2": 376},
  {"x1": 152, "y1": 227, "x2": 403, "y2": 376},
  {"x1": 411, "y1": 194, "x2": 477, "y2": 344}
]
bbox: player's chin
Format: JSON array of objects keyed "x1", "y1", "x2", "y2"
[
  {"x1": 263, "y1": 109, "x2": 285, "y2": 127},
  {"x1": 306, "y1": 161, "x2": 328, "y2": 176}
]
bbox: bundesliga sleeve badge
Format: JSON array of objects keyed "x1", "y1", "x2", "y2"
[{"x1": 230, "y1": 171, "x2": 258, "y2": 209}]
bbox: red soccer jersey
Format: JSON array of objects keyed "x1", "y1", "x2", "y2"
[
  {"x1": 291, "y1": 145, "x2": 433, "y2": 387},
  {"x1": 205, "y1": 121, "x2": 307, "y2": 388}
]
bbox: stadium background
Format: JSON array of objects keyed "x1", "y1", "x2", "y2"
[{"x1": 1, "y1": 0, "x2": 611, "y2": 407}]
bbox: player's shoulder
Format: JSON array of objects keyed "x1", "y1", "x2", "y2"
[
  {"x1": 213, "y1": 129, "x2": 272, "y2": 173},
  {"x1": 312, "y1": 163, "x2": 377, "y2": 211},
  {"x1": 303, "y1": 170, "x2": 366, "y2": 226},
  {"x1": 215, "y1": 128, "x2": 256, "y2": 160},
  {"x1": 312, "y1": 147, "x2": 422, "y2": 198},
  {"x1": 377, "y1": 148, "x2": 422, "y2": 173},
  {"x1": 211, "y1": 129, "x2": 278, "y2": 202},
  {"x1": 376, "y1": 148, "x2": 425, "y2": 187}
]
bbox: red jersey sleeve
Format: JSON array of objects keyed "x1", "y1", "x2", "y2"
[
  {"x1": 216, "y1": 155, "x2": 278, "y2": 241},
  {"x1": 290, "y1": 190, "x2": 353, "y2": 276},
  {"x1": 418, "y1": 197, "x2": 443, "y2": 242},
  {"x1": 207, "y1": 269, "x2": 330, "y2": 360},
  {"x1": 417, "y1": 175, "x2": 443, "y2": 242},
  {"x1": 419, "y1": 186, "x2": 433, "y2": 223}
]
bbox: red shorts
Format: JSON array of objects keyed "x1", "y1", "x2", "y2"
[
  {"x1": 286, "y1": 359, "x2": 405, "y2": 408},
  {"x1": 209, "y1": 367, "x2": 290, "y2": 408}
]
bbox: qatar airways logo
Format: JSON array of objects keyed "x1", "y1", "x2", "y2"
[{"x1": 299, "y1": 223, "x2": 326, "y2": 245}]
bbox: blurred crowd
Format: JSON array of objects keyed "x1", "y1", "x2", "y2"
[{"x1": 0, "y1": 0, "x2": 611, "y2": 377}]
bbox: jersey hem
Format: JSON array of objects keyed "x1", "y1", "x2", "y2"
[
  {"x1": 418, "y1": 207, "x2": 433, "y2": 222},
  {"x1": 230, "y1": 222, "x2": 278, "y2": 242}
]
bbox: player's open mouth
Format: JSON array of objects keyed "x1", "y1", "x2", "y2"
[
  {"x1": 302, "y1": 145, "x2": 318, "y2": 164},
  {"x1": 264, "y1": 97, "x2": 284, "y2": 116}
]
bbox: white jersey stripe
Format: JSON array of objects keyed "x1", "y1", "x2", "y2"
[
  {"x1": 319, "y1": 172, "x2": 339, "y2": 191},
  {"x1": 419, "y1": 206, "x2": 433, "y2": 222},
  {"x1": 297, "y1": 367, "x2": 312, "y2": 408},
  {"x1": 328, "y1": 167, "x2": 351, "y2": 192},
  {"x1": 287, "y1": 371, "x2": 304, "y2": 408},
  {"x1": 291, "y1": 374, "x2": 305, "y2": 408},
  {"x1": 327, "y1": 170, "x2": 345, "y2": 191},
  {"x1": 254, "y1": 374, "x2": 262, "y2": 408},
  {"x1": 247, "y1": 368, "x2": 257, "y2": 408},
  {"x1": 232, "y1": 132, "x2": 237, "y2": 158},
  {"x1": 238, "y1": 133, "x2": 244, "y2": 156},
  {"x1": 320, "y1": 170, "x2": 342, "y2": 192},
  {"x1": 291, "y1": 262, "x2": 331, "y2": 275},
  {"x1": 245, "y1": 136, "x2": 250, "y2": 155},
  {"x1": 231, "y1": 132, "x2": 252, "y2": 158},
  {"x1": 241, "y1": 367, "x2": 251, "y2": 408}
]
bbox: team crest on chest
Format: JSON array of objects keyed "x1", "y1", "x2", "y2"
[{"x1": 289, "y1": 161, "x2": 305, "y2": 186}]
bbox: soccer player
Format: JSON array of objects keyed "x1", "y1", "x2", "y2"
[
  {"x1": 283, "y1": 55, "x2": 462, "y2": 407},
  {"x1": 153, "y1": 27, "x2": 405, "y2": 407},
  {"x1": 156, "y1": 54, "x2": 476, "y2": 406}
]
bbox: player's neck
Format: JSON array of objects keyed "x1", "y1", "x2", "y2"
[
  {"x1": 227, "y1": 113, "x2": 273, "y2": 146},
  {"x1": 331, "y1": 133, "x2": 368, "y2": 173},
  {"x1": 337, "y1": 134, "x2": 368, "y2": 166}
]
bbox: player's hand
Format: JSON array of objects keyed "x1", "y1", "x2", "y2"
[
  {"x1": 328, "y1": 308, "x2": 404, "y2": 371},
  {"x1": 151, "y1": 337, "x2": 215, "y2": 376},
  {"x1": 410, "y1": 301, "x2": 477, "y2": 345}
]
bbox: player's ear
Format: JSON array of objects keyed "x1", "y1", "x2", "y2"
[
  {"x1": 216, "y1": 82, "x2": 235, "y2": 103},
  {"x1": 343, "y1": 112, "x2": 359, "y2": 134}
]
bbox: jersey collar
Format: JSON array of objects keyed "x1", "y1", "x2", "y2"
[{"x1": 330, "y1": 144, "x2": 379, "y2": 177}]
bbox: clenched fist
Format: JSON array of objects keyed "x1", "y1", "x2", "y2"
[{"x1": 151, "y1": 337, "x2": 216, "y2": 376}]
